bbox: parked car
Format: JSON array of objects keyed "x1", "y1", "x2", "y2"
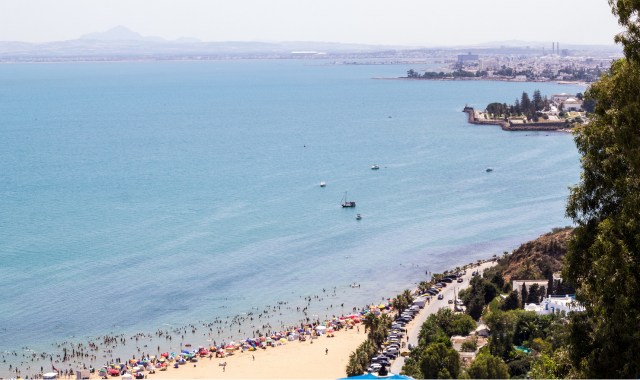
[
  {"x1": 437, "y1": 294, "x2": 444, "y2": 300},
  {"x1": 448, "y1": 299, "x2": 454, "y2": 304},
  {"x1": 383, "y1": 351, "x2": 398, "y2": 360}
]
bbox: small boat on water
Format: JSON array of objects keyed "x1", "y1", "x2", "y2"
[
  {"x1": 320, "y1": 181, "x2": 326, "y2": 187},
  {"x1": 356, "y1": 214, "x2": 362, "y2": 220},
  {"x1": 371, "y1": 164, "x2": 380, "y2": 170},
  {"x1": 341, "y1": 192, "x2": 356, "y2": 208},
  {"x1": 486, "y1": 168, "x2": 493, "y2": 172}
]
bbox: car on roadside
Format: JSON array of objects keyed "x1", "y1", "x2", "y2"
[{"x1": 437, "y1": 294, "x2": 444, "y2": 300}]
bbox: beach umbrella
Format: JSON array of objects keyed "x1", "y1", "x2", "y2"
[
  {"x1": 386, "y1": 374, "x2": 414, "y2": 379},
  {"x1": 337, "y1": 374, "x2": 379, "y2": 380}
]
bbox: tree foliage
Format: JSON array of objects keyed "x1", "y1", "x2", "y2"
[
  {"x1": 563, "y1": 3, "x2": 640, "y2": 376},
  {"x1": 345, "y1": 338, "x2": 378, "y2": 377},
  {"x1": 468, "y1": 351, "x2": 510, "y2": 379},
  {"x1": 459, "y1": 275, "x2": 499, "y2": 320},
  {"x1": 419, "y1": 343, "x2": 460, "y2": 379}
]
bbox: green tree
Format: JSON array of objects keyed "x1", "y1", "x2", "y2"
[
  {"x1": 419, "y1": 343, "x2": 460, "y2": 379},
  {"x1": 521, "y1": 92, "x2": 532, "y2": 118},
  {"x1": 502, "y1": 291, "x2": 520, "y2": 311},
  {"x1": 526, "y1": 283, "x2": 540, "y2": 304},
  {"x1": 485, "y1": 309, "x2": 518, "y2": 360},
  {"x1": 468, "y1": 352, "x2": 510, "y2": 379},
  {"x1": 486, "y1": 102, "x2": 506, "y2": 118},
  {"x1": 345, "y1": 351, "x2": 364, "y2": 377},
  {"x1": 520, "y1": 285, "x2": 528, "y2": 308},
  {"x1": 533, "y1": 89, "x2": 543, "y2": 111},
  {"x1": 563, "y1": 2, "x2": 640, "y2": 377},
  {"x1": 529, "y1": 348, "x2": 573, "y2": 379}
]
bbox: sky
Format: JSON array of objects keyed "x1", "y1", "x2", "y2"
[{"x1": 0, "y1": 0, "x2": 624, "y2": 46}]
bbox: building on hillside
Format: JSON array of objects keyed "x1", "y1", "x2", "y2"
[
  {"x1": 512, "y1": 280, "x2": 548, "y2": 294},
  {"x1": 524, "y1": 295, "x2": 584, "y2": 315}
]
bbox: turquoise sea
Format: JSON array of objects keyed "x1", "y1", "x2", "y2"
[{"x1": 0, "y1": 59, "x2": 582, "y2": 376}]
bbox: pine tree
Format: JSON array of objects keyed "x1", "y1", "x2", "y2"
[
  {"x1": 520, "y1": 284, "x2": 528, "y2": 308},
  {"x1": 563, "y1": 2, "x2": 640, "y2": 376}
]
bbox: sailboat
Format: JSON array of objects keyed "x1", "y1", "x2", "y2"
[{"x1": 341, "y1": 192, "x2": 356, "y2": 208}]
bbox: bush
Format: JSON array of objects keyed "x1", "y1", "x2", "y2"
[{"x1": 461, "y1": 337, "x2": 478, "y2": 352}]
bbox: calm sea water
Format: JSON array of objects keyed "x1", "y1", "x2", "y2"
[{"x1": 0, "y1": 60, "x2": 581, "y2": 373}]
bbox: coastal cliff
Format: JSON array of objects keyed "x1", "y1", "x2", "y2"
[
  {"x1": 501, "y1": 227, "x2": 572, "y2": 282},
  {"x1": 463, "y1": 107, "x2": 570, "y2": 132}
]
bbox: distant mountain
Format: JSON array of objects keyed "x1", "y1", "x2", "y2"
[
  {"x1": 80, "y1": 25, "x2": 165, "y2": 42},
  {"x1": 0, "y1": 26, "x2": 622, "y2": 62}
]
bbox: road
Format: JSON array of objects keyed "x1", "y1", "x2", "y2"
[{"x1": 389, "y1": 260, "x2": 496, "y2": 374}]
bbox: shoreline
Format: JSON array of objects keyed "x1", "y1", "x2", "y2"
[{"x1": 0, "y1": 258, "x2": 497, "y2": 380}]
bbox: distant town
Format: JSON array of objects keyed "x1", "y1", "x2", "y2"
[{"x1": 404, "y1": 42, "x2": 615, "y2": 83}]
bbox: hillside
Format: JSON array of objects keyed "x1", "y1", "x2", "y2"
[{"x1": 501, "y1": 227, "x2": 573, "y2": 282}]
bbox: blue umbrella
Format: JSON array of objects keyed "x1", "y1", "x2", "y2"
[
  {"x1": 337, "y1": 373, "x2": 413, "y2": 380},
  {"x1": 337, "y1": 374, "x2": 379, "y2": 380},
  {"x1": 386, "y1": 374, "x2": 413, "y2": 379}
]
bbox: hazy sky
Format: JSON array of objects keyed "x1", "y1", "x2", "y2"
[{"x1": 0, "y1": 0, "x2": 624, "y2": 46}]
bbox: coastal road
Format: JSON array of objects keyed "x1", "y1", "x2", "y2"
[{"x1": 389, "y1": 260, "x2": 496, "y2": 374}]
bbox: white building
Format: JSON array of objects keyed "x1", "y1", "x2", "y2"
[
  {"x1": 525, "y1": 295, "x2": 585, "y2": 315},
  {"x1": 562, "y1": 97, "x2": 583, "y2": 111},
  {"x1": 552, "y1": 93, "x2": 573, "y2": 104}
]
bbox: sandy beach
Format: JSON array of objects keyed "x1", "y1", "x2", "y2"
[
  {"x1": 3, "y1": 261, "x2": 497, "y2": 380},
  {"x1": 146, "y1": 327, "x2": 367, "y2": 379}
]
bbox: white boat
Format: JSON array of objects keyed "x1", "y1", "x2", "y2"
[
  {"x1": 341, "y1": 192, "x2": 356, "y2": 208},
  {"x1": 371, "y1": 164, "x2": 380, "y2": 170},
  {"x1": 320, "y1": 181, "x2": 326, "y2": 187}
]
